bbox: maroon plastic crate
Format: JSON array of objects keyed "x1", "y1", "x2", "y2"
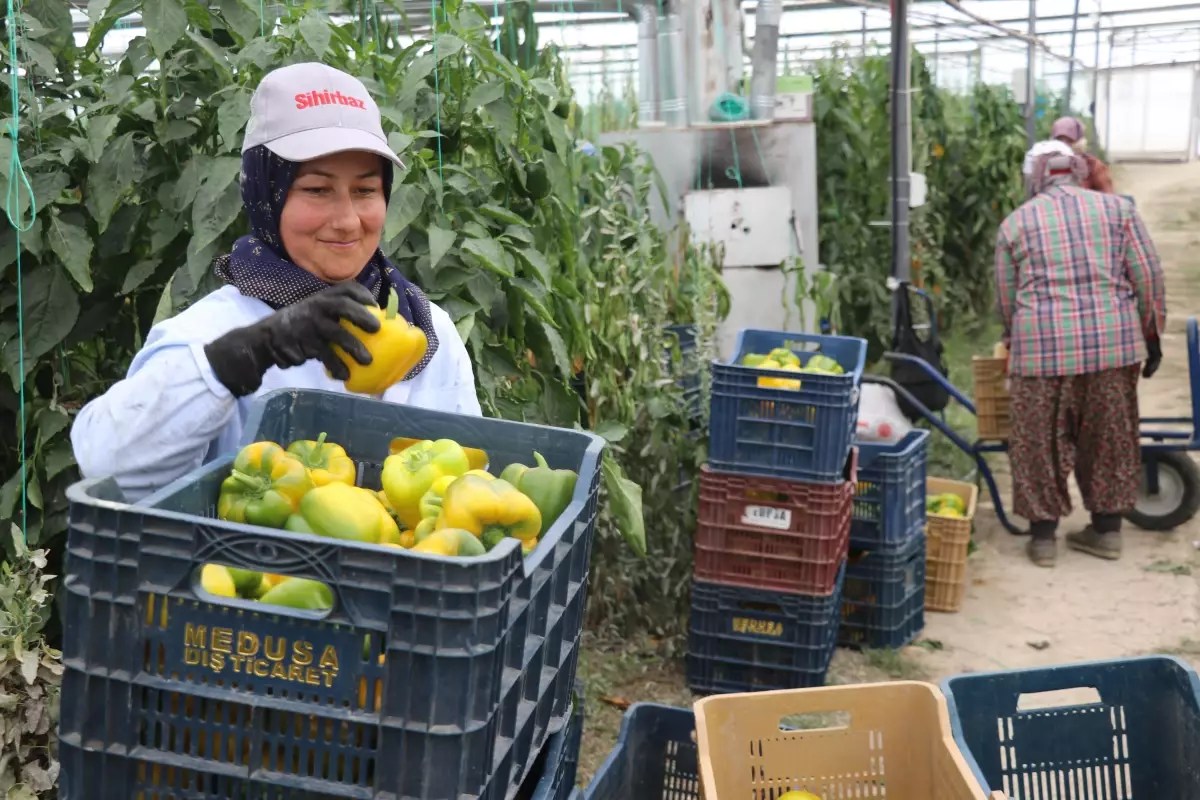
[{"x1": 694, "y1": 464, "x2": 854, "y2": 595}]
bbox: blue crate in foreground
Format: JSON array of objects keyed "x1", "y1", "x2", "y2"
[
  {"x1": 687, "y1": 563, "x2": 845, "y2": 695},
  {"x1": 60, "y1": 389, "x2": 604, "y2": 800},
  {"x1": 523, "y1": 687, "x2": 583, "y2": 800},
  {"x1": 942, "y1": 656, "x2": 1200, "y2": 798},
  {"x1": 839, "y1": 532, "x2": 926, "y2": 650},
  {"x1": 583, "y1": 704, "x2": 699, "y2": 800},
  {"x1": 851, "y1": 430, "x2": 929, "y2": 549},
  {"x1": 709, "y1": 330, "x2": 866, "y2": 483}
]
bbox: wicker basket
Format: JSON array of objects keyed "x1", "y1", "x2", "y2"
[
  {"x1": 926, "y1": 477, "x2": 978, "y2": 613},
  {"x1": 973, "y1": 356, "x2": 1010, "y2": 441},
  {"x1": 693, "y1": 681, "x2": 994, "y2": 800}
]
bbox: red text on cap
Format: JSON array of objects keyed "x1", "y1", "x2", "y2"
[{"x1": 294, "y1": 90, "x2": 367, "y2": 110}]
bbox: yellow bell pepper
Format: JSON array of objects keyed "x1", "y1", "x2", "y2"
[
  {"x1": 756, "y1": 360, "x2": 802, "y2": 391},
  {"x1": 381, "y1": 439, "x2": 471, "y2": 529},
  {"x1": 414, "y1": 516, "x2": 437, "y2": 543},
  {"x1": 332, "y1": 287, "x2": 429, "y2": 395},
  {"x1": 286, "y1": 432, "x2": 356, "y2": 486},
  {"x1": 411, "y1": 527, "x2": 487, "y2": 557},
  {"x1": 436, "y1": 475, "x2": 542, "y2": 549},
  {"x1": 359, "y1": 487, "x2": 403, "y2": 545},
  {"x1": 397, "y1": 529, "x2": 417, "y2": 548},
  {"x1": 293, "y1": 482, "x2": 383, "y2": 543},
  {"x1": 418, "y1": 470, "x2": 494, "y2": 520},
  {"x1": 391, "y1": 437, "x2": 490, "y2": 471}
]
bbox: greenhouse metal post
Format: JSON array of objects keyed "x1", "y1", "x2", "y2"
[{"x1": 890, "y1": 0, "x2": 911, "y2": 282}]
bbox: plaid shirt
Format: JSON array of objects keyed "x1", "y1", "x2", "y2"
[{"x1": 995, "y1": 186, "x2": 1166, "y2": 377}]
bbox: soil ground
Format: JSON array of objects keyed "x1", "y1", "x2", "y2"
[{"x1": 573, "y1": 162, "x2": 1200, "y2": 787}]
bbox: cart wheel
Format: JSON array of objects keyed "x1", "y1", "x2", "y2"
[{"x1": 1125, "y1": 451, "x2": 1200, "y2": 532}]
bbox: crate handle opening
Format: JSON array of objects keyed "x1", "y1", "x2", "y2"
[
  {"x1": 778, "y1": 710, "x2": 851, "y2": 732},
  {"x1": 1016, "y1": 686, "x2": 1102, "y2": 711},
  {"x1": 736, "y1": 599, "x2": 784, "y2": 614},
  {"x1": 194, "y1": 563, "x2": 336, "y2": 619}
]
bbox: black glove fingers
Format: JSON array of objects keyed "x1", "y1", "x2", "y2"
[
  {"x1": 330, "y1": 300, "x2": 382, "y2": 335},
  {"x1": 318, "y1": 346, "x2": 352, "y2": 381},
  {"x1": 313, "y1": 318, "x2": 374, "y2": 366}
]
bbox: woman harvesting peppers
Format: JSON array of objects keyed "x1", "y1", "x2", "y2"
[{"x1": 71, "y1": 63, "x2": 480, "y2": 501}]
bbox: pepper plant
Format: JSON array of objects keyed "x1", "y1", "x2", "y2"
[{"x1": 0, "y1": 0, "x2": 725, "y2": 637}]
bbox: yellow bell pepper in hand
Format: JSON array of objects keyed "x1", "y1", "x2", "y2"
[
  {"x1": 286, "y1": 432, "x2": 356, "y2": 487},
  {"x1": 332, "y1": 287, "x2": 429, "y2": 395},
  {"x1": 382, "y1": 439, "x2": 471, "y2": 529},
  {"x1": 436, "y1": 475, "x2": 541, "y2": 550}
]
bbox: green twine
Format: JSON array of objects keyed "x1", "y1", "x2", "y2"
[
  {"x1": 709, "y1": 92, "x2": 748, "y2": 121},
  {"x1": 431, "y1": 0, "x2": 444, "y2": 186},
  {"x1": 5, "y1": 0, "x2": 35, "y2": 545},
  {"x1": 259, "y1": 0, "x2": 265, "y2": 36}
]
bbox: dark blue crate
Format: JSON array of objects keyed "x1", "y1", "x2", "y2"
[
  {"x1": 583, "y1": 704, "x2": 699, "y2": 800},
  {"x1": 664, "y1": 323, "x2": 702, "y2": 421},
  {"x1": 709, "y1": 329, "x2": 867, "y2": 483},
  {"x1": 60, "y1": 389, "x2": 604, "y2": 800},
  {"x1": 851, "y1": 430, "x2": 929, "y2": 549},
  {"x1": 941, "y1": 656, "x2": 1200, "y2": 798},
  {"x1": 839, "y1": 533, "x2": 926, "y2": 649},
  {"x1": 524, "y1": 687, "x2": 583, "y2": 800},
  {"x1": 687, "y1": 564, "x2": 845, "y2": 695}
]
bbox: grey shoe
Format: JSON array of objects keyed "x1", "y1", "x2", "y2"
[
  {"x1": 1027, "y1": 537, "x2": 1057, "y2": 568},
  {"x1": 1066, "y1": 526, "x2": 1122, "y2": 560}
]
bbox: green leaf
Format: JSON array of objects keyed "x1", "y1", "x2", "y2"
[
  {"x1": 121, "y1": 258, "x2": 162, "y2": 294},
  {"x1": 85, "y1": 131, "x2": 138, "y2": 233},
  {"x1": 185, "y1": 239, "x2": 220, "y2": 289},
  {"x1": 10, "y1": 266, "x2": 79, "y2": 384},
  {"x1": 602, "y1": 455, "x2": 645, "y2": 558},
  {"x1": 190, "y1": 157, "x2": 243, "y2": 252},
  {"x1": 29, "y1": 169, "x2": 70, "y2": 207},
  {"x1": 465, "y1": 81, "x2": 505, "y2": 111},
  {"x1": 219, "y1": 0, "x2": 261, "y2": 40},
  {"x1": 149, "y1": 212, "x2": 180, "y2": 253},
  {"x1": 298, "y1": 11, "x2": 332, "y2": 58},
  {"x1": 461, "y1": 237, "x2": 513, "y2": 276},
  {"x1": 479, "y1": 204, "x2": 527, "y2": 227},
  {"x1": 87, "y1": 0, "x2": 110, "y2": 22},
  {"x1": 153, "y1": 270, "x2": 178, "y2": 325},
  {"x1": 0, "y1": 470, "x2": 19, "y2": 522},
  {"x1": 186, "y1": 29, "x2": 233, "y2": 75},
  {"x1": 455, "y1": 313, "x2": 475, "y2": 343},
  {"x1": 428, "y1": 224, "x2": 456, "y2": 269},
  {"x1": 387, "y1": 132, "x2": 415, "y2": 156},
  {"x1": 384, "y1": 184, "x2": 427, "y2": 242},
  {"x1": 143, "y1": 0, "x2": 189, "y2": 57},
  {"x1": 27, "y1": 471, "x2": 42, "y2": 511},
  {"x1": 22, "y1": 39, "x2": 57, "y2": 78},
  {"x1": 25, "y1": 0, "x2": 73, "y2": 50},
  {"x1": 594, "y1": 421, "x2": 629, "y2": 444},
  {"x1": 514, "y1": 247, "x2": 553, "y2": 286},
  {"x1": 45, "y1": 212, "x2": 95, "y2": 292},
  {"x1": 43, "y1": 441, "x2": 76, "y2": 481},
  {"x1": 529, "y1": 78, "x2": 558, "y2": 99},
  {"x1": 218, "y1": 88, "x2": 252, "y2": 151},
  {"x1": 36, "y1": 407, "x2": 71, "y2": 444},
  {"x1": 82, "y1": 114, "x2": 119, "y2": 163},
  {"x1": 534, "y1": 317, "x2": 570, "y2": 375}
]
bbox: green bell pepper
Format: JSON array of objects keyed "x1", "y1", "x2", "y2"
[
  {"x1": 218, "y1": 442, "x2": 313, "y2": 529},
  {"x1": 498, "y1": 452, "x2": 577, "y2": 531}
]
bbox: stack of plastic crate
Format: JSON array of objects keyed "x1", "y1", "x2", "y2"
[
  {"x1": 841, "y1": 429, "x2": 930, "y2": 649},
  {"x1": 688, "y1": 330, "x2": 867, "y2": 694}
]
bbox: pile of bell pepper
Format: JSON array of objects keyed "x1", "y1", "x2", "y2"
[
  {"x1": 741, "y1": 347, "x2": 845, "y2": 391},
  {"x1": 204, "y1": 432, "x2": 579, "y2": 610}
]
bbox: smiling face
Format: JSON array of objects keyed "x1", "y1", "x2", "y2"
[{"x1": 280, "y1": 150, "x2": 388, "y2": 283}]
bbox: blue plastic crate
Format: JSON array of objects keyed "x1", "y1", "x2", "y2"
[
  {"x1": 583, "y1": 704, "x2": 699, "y2": 800},
  {"x1": 851, "y1": 430, "x2": 929, "y2": 549},
  {"x1": 664, "y1": 323, "x2": 702, "y2": 421},
  {"x1": 60, "y1": 389, "x2": 604, "y2": 800},
  {"x1": 686, "y1": 563, "x2": 845, "y2": 695},
  {"x1": 523, "y1": 685, "x2": 583, "y2": 800},
  {"x1": 709, "y1": 329, "x2": 867, "y2": 483},
  {"x1": 839, "y1": 533, "x2": 926, "y2": 649},
  {"x1": 941, "y1": 656, "x2": 1200, "y2": 798}
]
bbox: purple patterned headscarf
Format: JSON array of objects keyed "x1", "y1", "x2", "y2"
[{"x1": 214, "y1": 145, "x2": 439, "y2": 380}]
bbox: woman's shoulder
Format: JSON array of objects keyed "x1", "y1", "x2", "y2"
[{"x1": 145, "y1": 285, "x2": 273, "y2": 348}]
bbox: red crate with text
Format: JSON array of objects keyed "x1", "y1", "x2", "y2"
[{"x1": 693, "y1": 461, "x2": 854, "y2": 595}]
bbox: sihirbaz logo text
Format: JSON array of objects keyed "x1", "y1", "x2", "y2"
[{"x1": 295, "y1": 90, "x2": 367, "y2": 110}]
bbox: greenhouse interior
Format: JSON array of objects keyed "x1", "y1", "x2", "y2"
[{"x1": 5, "y1": 0, "x2": 1200, "y2": 797}]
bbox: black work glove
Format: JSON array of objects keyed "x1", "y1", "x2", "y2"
[
  {"x1": 205, "y1": 282, "x2": 381, "y2": 397},
  {"x1": 1143, "y1": 336, "x2": 1162, "y2": 379}
]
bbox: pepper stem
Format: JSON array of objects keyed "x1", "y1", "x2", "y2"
[
  {"x1": 229, "y1": 469, "x2": 268, "y2": 497},
  {"x1": 385, "y1": 287, "x2": 399, "y2": 321},
  {"x1": 533, "y1": 452, "x2": 549, "y2": 470}
]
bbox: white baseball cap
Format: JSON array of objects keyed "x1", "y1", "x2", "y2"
[{"x1": 243, "y1": 62, "x2": 404, "y2": 168}]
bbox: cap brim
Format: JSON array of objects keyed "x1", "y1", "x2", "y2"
[{"x1": 265, "y1": 128, "x2": 404, "y2": 168}]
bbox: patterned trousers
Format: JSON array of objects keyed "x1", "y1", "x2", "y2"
[{"x1": 1008, "y1": 365, "x2": 1141, "y2": 522}]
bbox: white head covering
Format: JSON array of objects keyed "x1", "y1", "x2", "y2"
[{"x1": 1022, "y1": 139, "x2": 1073, "y2": 177}]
